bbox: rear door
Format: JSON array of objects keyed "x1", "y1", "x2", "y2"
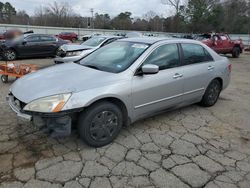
[
  {"x1": 180, "y1": 43, "x2": 215, "y2": 103},
  {"x1": 132, "y1": 43, "x2": 184, "y2": 119},
  {"x1": 39, "y1": 35, "x2": 58, "y2": 55}
]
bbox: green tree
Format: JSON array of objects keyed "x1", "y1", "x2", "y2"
[
  {"x1": 185, "y1": 0, "x2": 214, "y2": 32},
  {"x1": 111, "y1": 12, "x2": 133, "y2": 30},
  {"x1": 1, "y1": 2, "x2": 16, "y2": 23}
]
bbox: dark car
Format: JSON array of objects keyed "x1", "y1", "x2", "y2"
[
  {"x1": 57, "y1": 32, "x2": 78, "y2": 42},
  {"x1": 0, "y1": 34, "x2": 68, "y2": 61}
]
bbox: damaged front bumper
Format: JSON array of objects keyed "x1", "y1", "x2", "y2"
[
  {"x1": 6, "y1": 94, "x2": 32, "y2": 121},
  {"x1": 6, "y1": 93, "x2": 82, "y2": 121}
]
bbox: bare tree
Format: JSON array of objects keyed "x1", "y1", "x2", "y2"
[{"x1": 161, "y1": 0, "x2": 184, "y2": 15}]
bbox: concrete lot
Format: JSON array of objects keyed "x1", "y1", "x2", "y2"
[{"x1": 0, "y1": 54, "x2": 250, "y2": 188}]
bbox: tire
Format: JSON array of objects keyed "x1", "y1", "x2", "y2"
[
  {"x1": 1, "y1": 75, "x2": 8, "y2": 83},
  {"x1": 200, "y1": 79, "x2": 222, "y2": 107},
  {"x1": 78, "y1": 101, "x2": 123, "y2": 147},
  {"x1": 4, "y1": 49, "x2": 17, "y2": 61},
  {"x1": 232, "y1": 47, "x2": 240, "y2": 58},
  {"x1": 72, "y1": 38, "x2": 77, "y2": 43}
]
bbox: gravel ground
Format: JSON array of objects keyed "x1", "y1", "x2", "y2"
[{"x1": 0, "y1": 54, "x2": 250, "y2": 188}]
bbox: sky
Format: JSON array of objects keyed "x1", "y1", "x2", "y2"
[{"x1": 1, "y1": 0, "x2": 174, "y2": 18}]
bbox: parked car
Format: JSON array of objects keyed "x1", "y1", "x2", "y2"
[
  {"x1": 0, "y1": 34, "x2": 68, "y2": 60},
  {"x1": 82, "y1": 35, "x2": 92, "y2": 42},
  {"x1": 57, "y1": 32, "x2": 78, "y2": 42},
  {"x1": 54, "y1": 36, "x2": 123, "y2": 64},
  {"x1": 196, "y1": 33, "x2": 244, "y2": 58},
  {"x1": 7, "y1": 38, "x2": 231, "y2": 147}
]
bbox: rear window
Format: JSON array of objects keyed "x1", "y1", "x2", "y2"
[{"x1": 181, "y1": 43, "x2": 214, "y2": 65}]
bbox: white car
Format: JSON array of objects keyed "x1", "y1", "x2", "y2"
[{"x1": 54, "y1": 36, "x2": 123, "y2": 64}]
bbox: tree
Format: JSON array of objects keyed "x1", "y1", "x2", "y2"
[
  {"x1": 94, "y1": 13, "x2": 111, "y2": 29},
  {"x1": 111, "y1": 12, "x2": 133, "y2": 30},
  {"x1": 185, "y1": 0, "x2": 220, "y2": 32},
  {"x1": 161, "y1": 0, "x2": 185, "y2": 16},
  {"x1": 0, "y1": 2, "x2": 16, "y2": 23}
]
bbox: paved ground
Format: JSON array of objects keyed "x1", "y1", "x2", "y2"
[{"x1": 0, "y1": 54, "x2": 250, "y2": 188}]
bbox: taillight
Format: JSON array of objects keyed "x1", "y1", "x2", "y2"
[{"x1": 228, "y1": 64, "x2": 232, "y2": 72}]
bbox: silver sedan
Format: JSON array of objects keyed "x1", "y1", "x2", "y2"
[{"x1": 7, "y1": 37, "x2": 231, "y2": 147}]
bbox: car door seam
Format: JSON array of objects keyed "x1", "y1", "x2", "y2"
[{"x1": 134, "y1": 87, "x2": 204, "y2": 109}]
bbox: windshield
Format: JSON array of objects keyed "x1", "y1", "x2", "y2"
[
  {"x1": 81, "y1": 37, "x2": 107, "y2": 47},
  {"x1": 79, "y1": 41, "x2": 149, "y2": 73}
]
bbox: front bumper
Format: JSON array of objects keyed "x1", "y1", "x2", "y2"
[{"x1": 6, "y1": 94, "x2": 32, "y2": 121}]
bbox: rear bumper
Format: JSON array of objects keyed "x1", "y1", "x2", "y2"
[{"x1": 6, "y1": 95, "x2": 32, "y2": 121}]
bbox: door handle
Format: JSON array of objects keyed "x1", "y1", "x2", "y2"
[
  {"x1": 208, "y1": 66, "x2": 215, "y2": 70},
  {"x1": 173, "y1": 73, "x2": 183, "y2": 79}
]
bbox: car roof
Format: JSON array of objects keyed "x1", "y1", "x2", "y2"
[
  {"x1": 119, "y1": 37, "x2": 171, "y2": 44},
  {"x1": 92, "y1": 35, "x2": 123, "y2": 39},
  {"x1": 119, "y1": 37, "x2": 201, "y2": 45},
  {"x1": 24, "y1": 34, "x2": 54, "y2": 38}
]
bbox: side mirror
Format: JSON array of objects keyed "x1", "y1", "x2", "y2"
[{"x1": 141, "y1": 64, "x2": 159, "y2": 75}]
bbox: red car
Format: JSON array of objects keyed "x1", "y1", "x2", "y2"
[
  {"x1": 57, "y1": 32, "x2": 78, "y2": 42},
  {"x1": 196, "y1": 33, "x2": 244, "y2": 58},
  {"x1": 0, "y1": 31, "x2": 5, "y2": 40}
]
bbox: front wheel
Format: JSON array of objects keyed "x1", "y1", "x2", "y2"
[
  {"x1": 1, "y1": 75, "x2": 8, "y2": 83},
  {"x1": 4, "y1": 49, "x2": 17, "y2": 61},
  {"x1": 78, "y1": 101, "x2": 123, "y2": 147},
  {"x1": 232, "y1": 47, "x2": 240, "y2": 58},
  {"x1": 200, "y1": 79, "x2": 222, "y2": 107}
]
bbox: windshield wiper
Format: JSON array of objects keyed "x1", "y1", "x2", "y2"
[{"x1": 84, "y1": 64, "x2": 100, "y2": 70}]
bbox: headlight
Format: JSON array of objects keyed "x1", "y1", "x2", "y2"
[
  {"x1": 23, "y1": 93, "x2": 71, "y2": 113},
  {"x1": 66, "y1": 51, "x2": 83, "y2": 57}
]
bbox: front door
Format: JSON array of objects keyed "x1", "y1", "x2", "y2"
[
  {"x1": 132, "y1": 43, "x2": 184, "y2": 119},
  {"x1": 17, "y1": 35, "x2": 41, "y2": 56}
]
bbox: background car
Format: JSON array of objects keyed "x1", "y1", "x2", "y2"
[
  {"x1": 54, "y1": 36, "x2": 123, "y2": 64},
  {"x1": 0, "y1": 34, "x2": 68, "y2": 60},
  {"x1": 196, "y1": 33, "x2": 244, "y2": 58},
  {"x1": 57, "y1": 32, "x2": 78, "y2": 42}
]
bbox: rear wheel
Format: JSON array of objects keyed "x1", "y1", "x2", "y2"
[
  {"x1": 78, "y1": 101, "x2": 123, "y2": 147},
  {"x1": 200, "y1": 79, "x2": 222, "y2": 107},
  {"x1": 1, "y1": 75, "x2": 8, "y2": 83},
  {"x1": 232, "y1": 47, "x2": 240, "y2": 58},
  {"x1": 72, "y1": 38, "x2": 77, "y2": 43},
  {"x1": 4, "y1": 49, "x2": 17, "y2": 61}
]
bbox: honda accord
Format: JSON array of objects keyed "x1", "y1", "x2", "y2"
[{"x1": 7, "y1": 37, "x2": 231, "y2": 147}]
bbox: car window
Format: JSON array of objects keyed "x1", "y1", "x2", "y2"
[
  {"x1": 181, "y1": 43, "x2": 214, "y2": 65},
  {"x1": 25, "y1": 36, "x2": 40, "y2": 42},
  {"x1": 220, "y1": 36, "x2": 228, "y2": 40},
  {"x1": 143, "y1": 44, "x2": 180, "y2": 70},
  {"x1": 41, "y1": 36, "x2": 56, "y2": 42}
]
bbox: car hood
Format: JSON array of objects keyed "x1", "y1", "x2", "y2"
[
  {"x1": 11, "y1": 63, "x2": 122, "y2": 103},
  {"x1": 61, "y1": 44, "x2": 94, "y2": 52}
]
